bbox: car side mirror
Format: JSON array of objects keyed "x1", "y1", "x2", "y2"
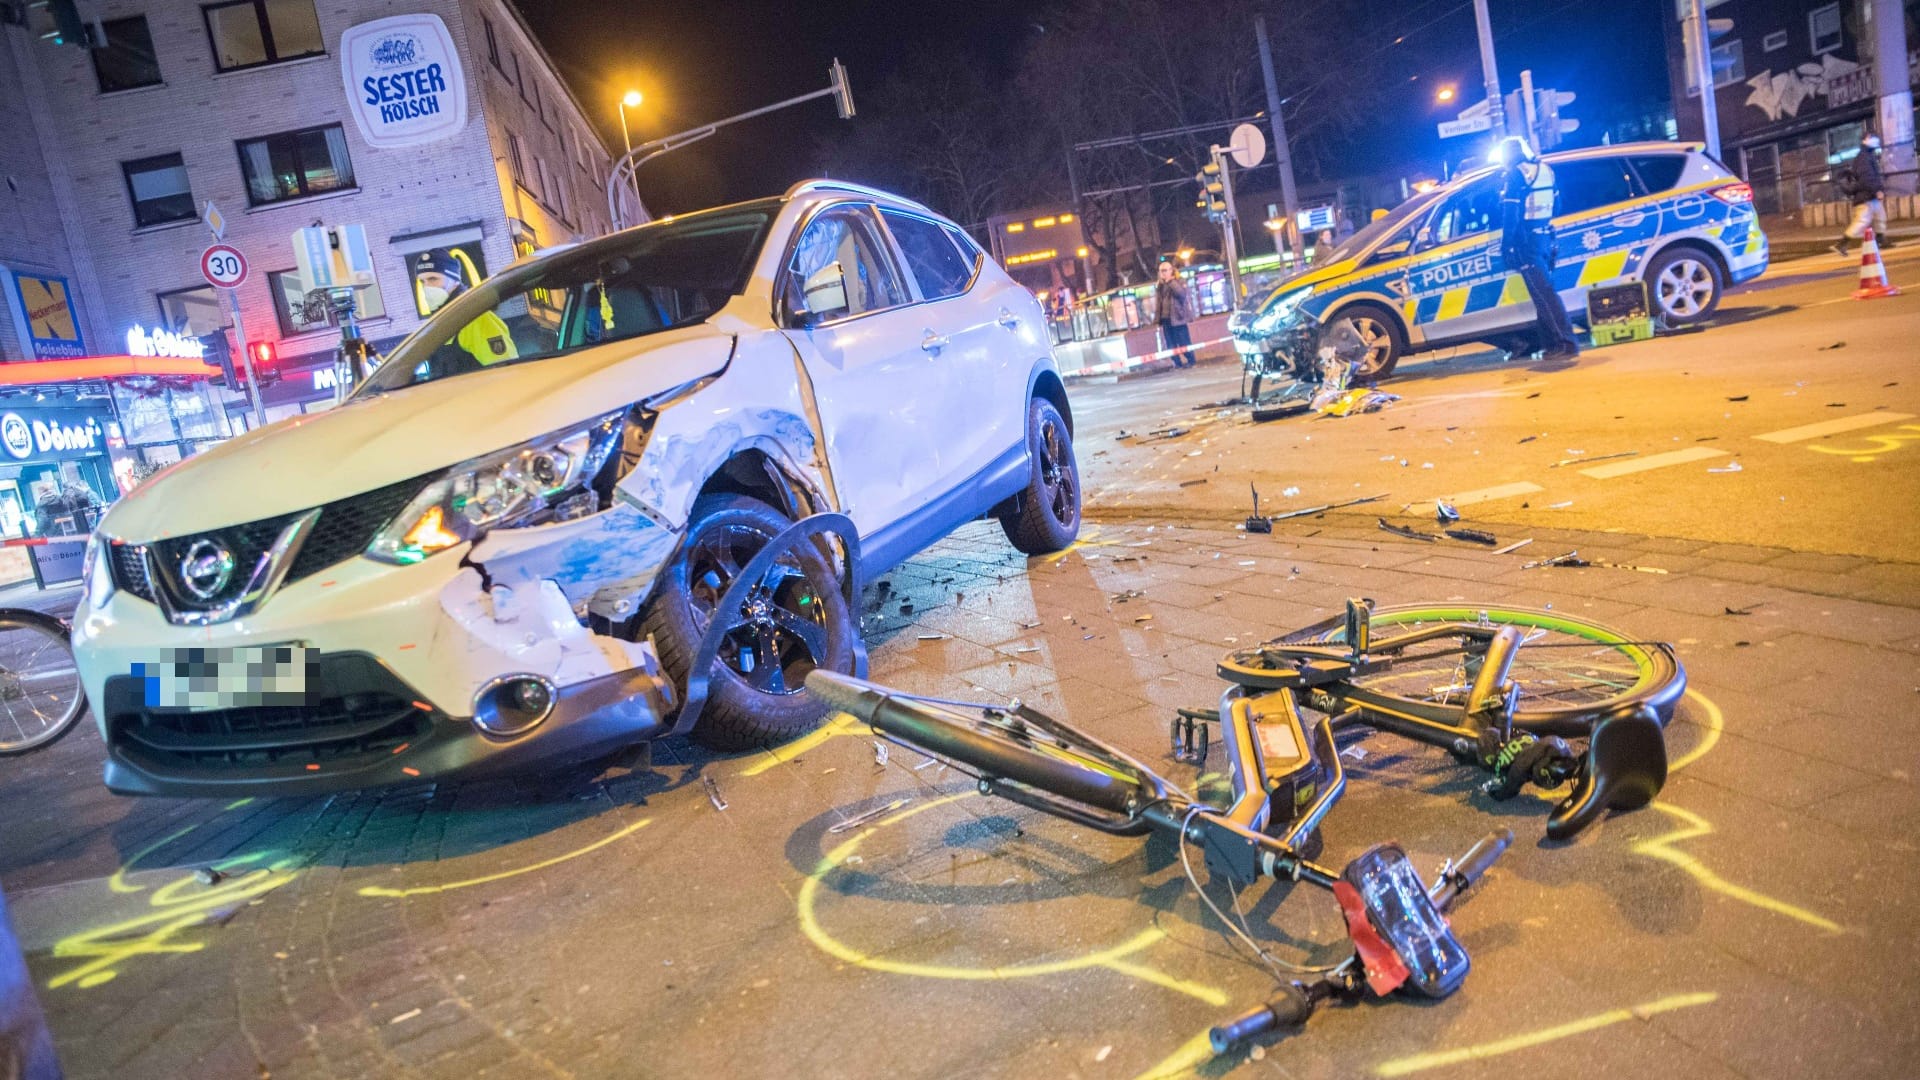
[
  {"x1": 1372, "y1": 238, "x2": 1412, "y2": 263},
  {"x1": 792, "y1": 261, "x2": 849, "y2": 326}
]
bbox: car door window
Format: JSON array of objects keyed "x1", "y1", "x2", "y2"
[
  {"x1": 789, "y1": 206, "x2": 907, "y2": 317},
  {"x1": 1421, "y1": 177, "x2": 1501, "y2": 247},
  {"x1": 882, "y1": 210, "x2": 975, "y2": 300},
  {"x1": 1553, "y1": 159, "x2": 1636, "y2": 216},
  {"x1": 1627, "y1": 155, "x2": 1686, "y2": 195}
]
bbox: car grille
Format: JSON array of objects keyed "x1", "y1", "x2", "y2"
[
  {"x1": 103, "y1": 653, "x2": 438, "y2": 772},
  {"x1": 107, "y1": 475, "x2": 428, "y2": 607}
]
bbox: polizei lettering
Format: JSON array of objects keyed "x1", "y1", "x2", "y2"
[
  {"x1": 362, "y1": 63, "x2": 447, "y2": 124},
  {"x1": 1413, "y1": 251, "x2": 1494, "y2": 291}
]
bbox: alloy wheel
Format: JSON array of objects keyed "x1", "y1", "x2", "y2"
[
  {"x1": 1656, "y1": 258, "x2": 1714, "y2": 319},
  {"x1": 1037, "y1": 415, "x2": 1077, "y2": 526}
]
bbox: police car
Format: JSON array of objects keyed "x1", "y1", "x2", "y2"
[{"x1": 1232, "y1": 142, "x2": 1768, "y2": 380}]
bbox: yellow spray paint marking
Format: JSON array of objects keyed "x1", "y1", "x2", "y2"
[
  {"x1": 107, "y1": 825, "x2": 200, "y2": 894},
  {"x1": 1633, "y1": 802, "x2": 1841, "y2": 932},
  {"x1": 1667, "y1": 688, "x2": 1723, "y2": 773},
  {"x1": 1802, "y1": 424, "x2": 1920, "y2": 463},
  {"x1": 1039, "y1": 525, "x2": 1131, "y2": 565},
  {"x1": 49, "y1": 861, "x2": 301, "y2": 990},
  {"x1": 1131, "y1": 1030, "x2": 1217, "y2": 1080},
  {"x1": 356, "y1": 817, "x2": 652, "y2": 898},
  {"x1": 738, "y1": 713, "x2": 861, "y2": 777},
  {"x1": 1372, "y1": 992, "x2": 1717, "y2": 1076},
  {"x1": 796, "y1": 793, "x2": 1225, "y2": 1005}
]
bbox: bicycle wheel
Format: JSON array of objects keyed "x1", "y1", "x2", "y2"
[
  {"x1": 0, "y1": 609, "x2": 87, "y2": 755},
  {"x1": 1256, "y1": 605, "x2": 1685, "y2": 738}
]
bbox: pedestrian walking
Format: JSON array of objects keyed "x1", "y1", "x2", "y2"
[
  {"x1": 1152, "y1": 260, "x2": 1195, "y2": 369},
  {"x1": 1497, "y1": 136, "x2": 1580, "y2": 361},
  {"x1": 1833, "y1": 133, "x2": 1893, "y2": 256}
]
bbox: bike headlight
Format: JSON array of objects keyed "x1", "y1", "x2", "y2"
[
  {"x1": 1250, "y1": 288, "x2": 1312, "y2": 337},
  {"x1": 83, "y1": 534, "x2": 114, "y2": 608},
  {"x1": 367, "y1": 411, "x2": 625, "y2": 565},
  {"x1": 1340, "y1": 843, "x2": 1470, "y2": 998}
]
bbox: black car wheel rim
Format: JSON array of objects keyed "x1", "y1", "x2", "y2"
[
  {"x1": 686, "y1": 523, "x2": 830, "y2": 696},
  {"x1": 1037, "y1": 415, "x2": 1077, "y2": 526}
]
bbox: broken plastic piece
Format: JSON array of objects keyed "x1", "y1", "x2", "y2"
[
  {"x1": 1489, "y1": 538, "x2": 1534, "y2": 556},
  {"x1": 1445, "y1": 528, "x2": 1497, "y2": 546},
  {"x1": 1378, "y1": 518, "x2": 1439, "y2": 542},
  {"x1": 702, "y1": 775, "x2": 728, "y2": 811},
  {"x1": 1524, "y1": 550, "x2": 1589, "y2": 569},
  {"x1": 1435, "y1": 501, "x2": 1460, "y2": 524},
  {"x1": 1551, "y1": 450, "x2": 1635, "y2": 468},
  {"x1": 1707, "y1": 461, "x2": 1743, "y2": 473},
  {"x1": 828, "y1": 797, "x2": 912, "y2": 834}
]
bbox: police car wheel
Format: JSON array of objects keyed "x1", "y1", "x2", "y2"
[
  {"x1": 1646, "y1": 247, "x2": 1723, "y2": 324},
  {"x1": 1330, "y1": 306, "x2": 1405, "y2": 380}
]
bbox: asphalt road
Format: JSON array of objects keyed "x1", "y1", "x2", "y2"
[
  {"x1": 1075, "y1": 244, "x2": 1920, "y2": 562},
  {"x1": 1, "y1": 248, "x2": 1916, "y2": 1079}
]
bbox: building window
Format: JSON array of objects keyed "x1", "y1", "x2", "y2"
[
  {"x1": 204, "y1": 0, "x2": 325, "y2": 72},
  {"x1": 518, "y1": 58, "x2": 533, "y2": 105},
  {"x1": 122, "y1": 153, "x2": 195, "y2": 228},
  {"x1": 90, "y1": 16, "x2": 162, "y2": 93},
  {"x1": 507, "y1": 132, "x2": 527, "y2": 188},
  {"x1": 238, "y1": 124, "x2": 354, "y2": 205},
  {"x1": 1711, "y1": 38, "x2": 1745, "y2": 88},
  {"x1": 510, "y1": 51, "x2": 522, "y2": 90},
  {"x1": 269, "y1": 267, "x2": 382, "y2": 335},
  {"x1": 574, "y1": 128, "x2": 591, "y2": 172},
  {"x1": 1762, "y1": 29, "x2": 1787, "y2": 52},
  {"x1": 156, "y1": 285, "x2": 222, "y2": 337},
  {"x1": 1809, "y1": 4, "x2": 1842, "y2": 54},
  {"x1": 482, "y1": 16, "x2": 501, "y2": 71}
]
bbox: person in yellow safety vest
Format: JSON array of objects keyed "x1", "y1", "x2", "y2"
[
  {"x1": 1497, "y1": 136, "x2": 1580, "y2": 362},
  {"x1": 413, "y1": 250, "x2": 518, "y2": 366}
]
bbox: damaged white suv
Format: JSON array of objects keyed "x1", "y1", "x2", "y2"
[{"x1": 73, "y1": 180, "x2": 1081, "y2": 796}]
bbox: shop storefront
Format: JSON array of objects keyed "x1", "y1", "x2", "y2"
[{"x1": 0, "y1": 398, "x2": 120, "y2": 587}]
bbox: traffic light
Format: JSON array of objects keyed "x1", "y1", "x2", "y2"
[
  {"x1": 829, "y1": 58, "x2": 855, "y2": 120},
  {"x1": 1534, "y1": 89, "x2": 1578, "y2": 150},
  {"x1": 248, "y1": 341, "x2": 282, "y2": 387},
  {"x1": 198, "y1": 330, "x2": 238, "y2": 387},
  {"x1": 1195, "y1": 162, "x2": 1227, "y2": 221},
  {"x1": 1682, "y1": 16, "x2": 1736, "y2": 94}
]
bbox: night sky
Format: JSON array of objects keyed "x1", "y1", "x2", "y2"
[{"x1": 518, "y1": 0, "x2": 1671, "y2": 216}]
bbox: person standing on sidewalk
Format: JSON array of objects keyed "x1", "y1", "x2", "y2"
[
  {"x1": 1833, "y1": 133, "x2": 1892, "y2": 256},
  {"x1": 1152, "y1": 260, "x2": 1195, "y2": 369},
  {"x1": 1497, "y1": 136, "x2": 1580, "y2": 362}
]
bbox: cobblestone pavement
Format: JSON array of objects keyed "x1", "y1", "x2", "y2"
[{"x1": 3, "y1": 508, "x2": 1915, "y2": 1079}]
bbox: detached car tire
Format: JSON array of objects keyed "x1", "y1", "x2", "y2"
[
  {"x1": 999, "y1": 397, "x2": 1082, "y2": 555},
  {"x1": 639, "y1": 493, "x2": 856, "y2": 751}
]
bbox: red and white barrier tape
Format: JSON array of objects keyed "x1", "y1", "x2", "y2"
[
  {"x1": 1, "y1": 535, "x2": 89, "y2": 548},
  {"x1": 1060, "y1": 334, "x2": 1234, "y2": 378}
]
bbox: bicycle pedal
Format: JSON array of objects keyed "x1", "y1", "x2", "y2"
[{"x1": 1170, "y1": 715, "x2": 1211, "y2": 765}]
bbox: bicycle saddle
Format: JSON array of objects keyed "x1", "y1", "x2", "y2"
[{"x1": 1546, "y1": 704, "x2": 1668, "y2": 841}]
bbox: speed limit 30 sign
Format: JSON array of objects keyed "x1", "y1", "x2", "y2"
[{"x1": 201, "y1": 244, "x2": 249, "y2": 289}]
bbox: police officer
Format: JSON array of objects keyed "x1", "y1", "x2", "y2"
[
  {"x1": 1497, "y1": 137, "x2": 1579, "y2": 361},
  {"x1": 413, "y1": 250, "x2": 517, "y2": 368}
]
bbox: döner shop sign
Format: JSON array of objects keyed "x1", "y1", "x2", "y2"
[
  {"x1": 340, "y1": 14, "x2": 469, "y2": 149},
  {"x1": 1, "y1": 409, "x2": 107, "y2": 462}
]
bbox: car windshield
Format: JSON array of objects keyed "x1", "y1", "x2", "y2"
[
  {"x1": 1323, "y1": 189, "x2": 1445, "y2": 264},
  {"x1": 356, "y1": 204, "x2": 775, "y2": 397}
]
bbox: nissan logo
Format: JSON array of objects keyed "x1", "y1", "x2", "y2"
[{"x1": 180, "y1": 539, "x2": 237, "y2": 601}]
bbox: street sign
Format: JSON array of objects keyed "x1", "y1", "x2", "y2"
[
  {"x1": 201, "y1": 244, "x2": 248, "y2": 289},
  {"x1": 202, "y1": 200, "x2": 226, "y2": 240},
  {"x1": 1438, "y1": 115, "x2": 1493, "y2": 139},
  {"x1": 1229, "y1": 123, "x2": 1267, "y2": 169}
]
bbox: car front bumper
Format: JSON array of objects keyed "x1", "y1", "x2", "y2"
[{"x1": 74, "y1": 549, "x2": 673, "y2": 797}]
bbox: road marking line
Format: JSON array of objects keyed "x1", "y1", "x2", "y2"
[
  {"x1": 1752, "y1": 412, "x2": 1915, "y2": 444},
  {"x1": 1433, "y1": 481, "x2": 1543, "y2": 506},
  {"x1": 1578, "y1": 446, "x2": 1727, "y2": 478},
  {"x1": 1372, "y1": 992, "x2": 1719, "y2": 1076}
]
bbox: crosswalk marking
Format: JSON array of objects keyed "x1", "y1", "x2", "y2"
[
  {"x1": 1578, "y1": 447, "x2": 1729, "y2": 478},
  {"x1": 1752, "y1": 412, "x2": 1915, "y2": 444}
]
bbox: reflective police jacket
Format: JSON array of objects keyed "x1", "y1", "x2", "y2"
[{"x1": 1501, "y1": 159, "x2": 1556, "y2": 256}]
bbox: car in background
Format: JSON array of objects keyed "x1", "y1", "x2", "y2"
[
  {"x1": 73, "y1": 180, "x2": 1080, "y2": 796},
  {"x1": 1232, "y1": 141, "x2": 1768, "y2": 380}
]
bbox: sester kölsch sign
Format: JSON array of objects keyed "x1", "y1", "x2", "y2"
[{"x1": 339, "y1": 14, "x2": 469, "y2": 150}]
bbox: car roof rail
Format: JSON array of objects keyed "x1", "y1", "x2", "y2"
[{"x1": 783, "y1": 178, "x2": 904, "y2": 204}]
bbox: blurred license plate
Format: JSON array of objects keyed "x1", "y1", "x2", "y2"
[{"x1": 135, "y1": 645, "x2": 316, "y2": 710}]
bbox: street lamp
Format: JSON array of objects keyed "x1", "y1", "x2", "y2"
[
  {"x1": 1436, "y1": 85, "x2": 1456, "y2": 103},
  {"x1": 617, "y1": 90, "x2": 644, "y2": 216}
]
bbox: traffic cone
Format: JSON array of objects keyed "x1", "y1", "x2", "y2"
[{"x1": 1854, "y1": 228, "x2": 1901, "y2": 299}]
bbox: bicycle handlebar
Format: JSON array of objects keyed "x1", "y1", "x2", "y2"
[
  {"x1": 1209, "y1": 982, "x2": 1318, "y2": 1053},
  {"x1": 1429, "y1": 828, "x2": 1513, "y2": 911}
]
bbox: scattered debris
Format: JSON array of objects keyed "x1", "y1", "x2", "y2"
[
  {"x1": 1109, "y1": 589, "x2": 1145, "y2": 603},
  {"x1": 1547, "y1": 500, "x2": 1574, "y2": 509},
  {"x1": 1268, "y1": 492, "x2": 1389, "y2": 522},
  {"x1": 917, "y1": 633, "x2": 948, "y2": 641},
  {"x1": 1445, "y1": 528, "x2": 1498, "y2": 546},
  {"x1": 1435, "y1": 500, "x2": 1460, "y2": 524},
  {"x1": 1518, "y1": 434, "x2": 1539, "y2": 444},
  {"x1": 1340, "y1": 745, "x2": 1368, "y2": 761},
  {"x1": 1818, "y1": 341, "x2": 1846, "y2": 351},
  {"x1": 1178, "y1": 478, "x2": 1208, "y2": 487},
  {"x1": 1281, "y1": 486, "x2": 1301, "y2": 498},
  {"x1": 872, "y1": 741, "x2": 889, "y2": 768},
  {"x1": 1825, "y1": 402, "x2": 1847, "y2": 408},
  {"x1": 1525, "y1": 392, "x2": 1541, "y2": 399},
  {"x1": 1707, "y1": 461, "x2": 1743, "y2": 474},
  {"x1": 1378, "y1": 518, "x2": 1439, "y2": 542},
  {"x1": 702, "y1": 775, "x2": 729, "y2": 811},
  {"x1": 828, "y1": 798, "x2": 912, "y2": 834},
  {"x1": 1726, "y1": 395, "x2": 1749, "y2": 402},
  {"x1": 1251, "y1": 402, "x2": 1311, "y2": 423},
  {"x1": 194, "y1": 867, "x2": 224, "y2": 887},
  {"x1": 1524, "y1": 550, "x2": 1589, "y2": 569},
  {"x1": 1724, "y1": 604, "x2": 1761, "y2": 616},
  {"x1": 1095, "y1": 1046, "x2": 1114, "y2": 1064},
  {"x1": 1490, "y1": 538, "x2": 1534, "y2": 556},
  {"x1": 1552, "y1": 450, "x2": 1635, "y2": 468},
  {"x1": 389, "y1": 1008, "x2": 423, "y2": 1025}
]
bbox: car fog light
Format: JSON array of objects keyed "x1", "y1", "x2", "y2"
[{"x1": 473, "y1": 674, "x2": 556, "y2": 737}]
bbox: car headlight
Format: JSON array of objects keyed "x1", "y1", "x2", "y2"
[
  {"x1": 1250, "y1": 287, "x2": 1312, "y2": 337},
  {"x1": 367, "y1": 411, "x2": 625, "y2": 565},
  {"x1": 83, "y1": 534, "x2": 114, "y2": 608}
]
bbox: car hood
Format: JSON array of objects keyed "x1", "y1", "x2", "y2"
[
  {"x1": 1265, "y1": 259, "x2": 1361, "y2": 303},
  {"x1": 104, "y1": 325, "x2": 737, "y2": 542}
]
